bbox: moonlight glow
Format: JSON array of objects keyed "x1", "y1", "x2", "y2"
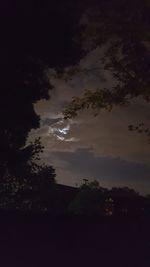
[
  {"x1": 48, "y1": 122, "x2": 78, "y2": 142},
  {"x1": 57, "y1": 125, "x2": 70, "y2": 135}
]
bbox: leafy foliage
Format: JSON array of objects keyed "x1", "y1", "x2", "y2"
[
  {"x1": 69, "y1": 179, "x2": 140, "y2": 216},
  {"x1": 69, "y1": 180, "x2": 106, "y2": 215},
  {"x1": 0, "y1": 164, "x2": 56, "y2": 211},
  {"x1": 0, "y1": 134, "x2": 56, "y2": 211},
  {"x1": 128, "y1": 123, "x2": 150, "y2": 143},
  {"x1": 62, "y1": 0, "x2": 150, "y2": 118},
  {"x1": 0, "y1": 1, "x2": 84, "y2": 209}
]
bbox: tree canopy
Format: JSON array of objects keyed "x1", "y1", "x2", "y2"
[
  {"x1": 0, "y1": 1, "x2": 83, "y2": 209},
  {"x1": 68, "y1": 180, "x2": 107, "y2": 215},
  {"x1": 61, "y1": 0, "x2": 150, "y2": 118},
  {"x1": 0, "y1": 1, "x2": 83, "y2": 174}
]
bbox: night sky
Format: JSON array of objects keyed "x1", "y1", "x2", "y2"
[
  {"x1": 2, "y1": 1, "x2": 149, "y2": 196},
  {"x1": 0, "y1": 2, "x2": 150, "y2": 266},
  {"x1": 29, "y1": 47, "x2": 150, "y2": 195}
]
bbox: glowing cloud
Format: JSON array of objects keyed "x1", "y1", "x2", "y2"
[
  {"x1": 56, "y1": 135, "x2": 65, "y2": 141},
  {"x1": 65, "y1": 137, "x2": 79, "y2": 142},
  {"x1": 57, "y1": 124, "x2": 70, "y2": 135}
]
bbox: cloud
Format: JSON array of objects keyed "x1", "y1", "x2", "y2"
[
  {"x1": 32, "y1": 99, "x2": 150, "y2": 166},
  {"x1": 33, "y1": 45, "x2": 150, "y2": 166},
  {"x1": 41, "y1": 117, "x2": 62, "y2": 126},
  {"x1": 29, "y1": 46, "x2": 150, "y2": 194},
  {"x1": 50, "y1": 148, "x2": 150, "y2": 195}
]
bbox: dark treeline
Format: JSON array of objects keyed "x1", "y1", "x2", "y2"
[
  {"x1": 0, "y1": 179, "x2": 150, "y2": 219},
  {"x1": 0, "y1": 1, "x2": 83, "y2": 212},
  {"x1": 68, "y1": 180, "x2": 150, "y2": 217}
]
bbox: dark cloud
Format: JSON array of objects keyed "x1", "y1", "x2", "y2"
[{"x1": 51, "y1": 148, "x2": 150, "y2": 194}]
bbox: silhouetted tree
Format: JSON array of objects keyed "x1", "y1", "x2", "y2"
[
  {"x1": 0, "y1": 1, "x2": 83, "y2": 208},
  {"x1": 69, "y1": 180, "x2": 106, "y2": 215},
  {"x1": 17, "y1": 165, "x2": 56, "y2": 212},
  {"x1": 0, "y1": 139, "x2": 56, "y2": 211},
  {"x1": 110, "y1": 187, "x2": 139, "y2": 197},
  {"x1": 61, "y1": 0, "x2": 150, "y2": 118},
  {"x1": 128, "y1": 123, "x2": 150, "y2": 143}
]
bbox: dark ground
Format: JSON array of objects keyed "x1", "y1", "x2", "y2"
[{"x1": 0, "y1": 213, "x2": 150, "y2": 267}]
